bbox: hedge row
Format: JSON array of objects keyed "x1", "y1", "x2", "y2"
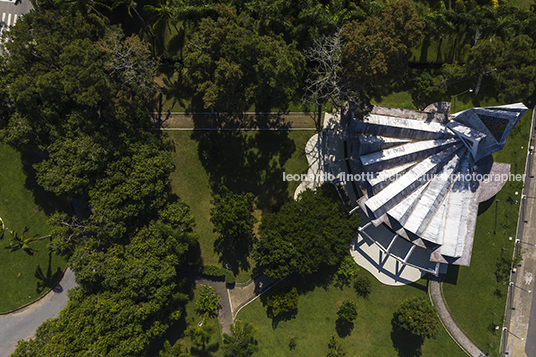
[{"x1": 202, "y1": 265, "x2": 235, "y2": 284}]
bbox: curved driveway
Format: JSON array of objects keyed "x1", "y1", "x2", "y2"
[{"x1": 0, "y1": 268, "x2": 77, "y2": 357}]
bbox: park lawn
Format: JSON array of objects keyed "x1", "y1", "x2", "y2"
[
  {"x1": 237, "y1": 270, "x2": 465, "y2": 357},
  {"x1": 0, "y1": 143, "x2": 67, "y2": 313},
  {"x1": 442, "y1": 108, "x2": 532, "y2": 357},
  {"x1": 372, "y1": 91, "x2": 417, "y2": 110},
  {"x1": 167, "y1": 130, "x2": 314, "y2": 282}
]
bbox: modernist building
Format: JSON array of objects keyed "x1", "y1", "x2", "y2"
[{"x1": 340, "y1": 102, "x2": 528, "y2": 274}]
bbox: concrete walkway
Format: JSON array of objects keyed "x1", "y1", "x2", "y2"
[
  {"x1": 429, "y1": 276, "x2": 487, "y2": 357},
  {"x1": 228, "y1": 274, "x2": 280, "y2": 320},
  {"x1": 0, "y1": 268, "x2": 77, "y2": 357}
]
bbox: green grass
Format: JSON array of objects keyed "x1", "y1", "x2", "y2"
[
  {"x1": 237, "y1": 270, "x2": 465, "y2": 357},
  {"x1": 167, "y1": 130, "x2": 314, "y2": 282},
  {"x1": 372, "y1": 91, "x2": 417, "y2": 110},
  {"x1": 0, "y1": 143, "x2": 67, "y2": 313},
  {"x1": 442, "y1": 108, "x2": 532, "y2": 357}
]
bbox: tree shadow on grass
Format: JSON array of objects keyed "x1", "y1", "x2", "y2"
[
  {"x1": 190, "y1": 113, "x2": 296, "y2": 212},
  {"x1": 335, "y1": 318, "x2": 354, "y2": 338},
  {"x1": 35, "y1": 251, "x2": 63, "y2": 294},
  {"x1": 390, "y1": 321, "x2": 424, "y2": 357},
  {"x1": 213, "y1": 234, "x2": 255, "y2": 274},
  {"x1": 267, "y1": 307, "x2": 298, "y2": 329}
]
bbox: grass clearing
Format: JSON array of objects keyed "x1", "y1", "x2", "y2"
[
  {"x1": 237, "y1": 270, "x2": 465, "y2": 357},
  {"x1": 0, "y1": 143, "x2": 67, "y2": 313},
  {"x1": 372, "y1": 91, "x2": 417, "y2": 110},
  {"x1": 167, "y1": 130, "x2": 314, "y2": 282}
]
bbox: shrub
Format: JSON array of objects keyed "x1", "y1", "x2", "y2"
[
  {"x1": 267, "y1": 287, "x2": 299, "y2": 317},
  {"x1": 393, "y1": 297, "x2": 440, "y2": 339},
  {"x1": 335, "y1": 255, "x2": 360, "y2": 287},
  {"x1": 354, "y1": 275, "x2": 372, "y2": 298},
  {"x1": 337, "y1": 299, "x2": 358, "y2": 323},
  {"x1": 202, "y1": 265, "x2": 235, "y2": 284},
  {"x1": 195, "y1": 285, "x2": 220, "y2": 316},
  {"x1": 289, "y1": 336, "x2": 297, "y2": 350}
]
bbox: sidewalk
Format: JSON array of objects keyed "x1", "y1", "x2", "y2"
[
  {"x1": 429, "y1": 276, "x2": 487, "y2": 357},
  {"x1": 503, "y1": 108, "x2": 536, "y2": 356}
]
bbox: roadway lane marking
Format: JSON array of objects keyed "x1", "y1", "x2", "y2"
[
  {"x1": 7, "y1": 13, "x2": 10, "y2": 26},
  {"x1": 0, "y1": 0, "x2": 16, "y2": 3}
]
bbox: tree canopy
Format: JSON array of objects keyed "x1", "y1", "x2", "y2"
[
  {"x1": 211, "y1": 186, "x2": 257, "y2": 271},
  {"x1": 261, "y1": 184, "x2": 360, "y2": 275},
  {"x1": 393, "y1": 297, "x2": 441, "y2": 340},
  {"x1": 341, "y1": 0, "x2": 424, "y2": 105},
  {"x1": 252, "y1": 230, "x2": 300, "y2": 278},
  {"x1": 1, "y1": 9, "x2": 199, "y2": 356},
  {"x1": 184, "y1": 4, "x2": 305, "y2": 113},
  {"x1": 223, "y1": 320, "x2": 259, "y2": 357}
]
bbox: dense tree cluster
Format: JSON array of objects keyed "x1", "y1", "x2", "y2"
[
  {"x1": 260, "y1": 185, "x2": 360, "y2": 275},
  {"x1": 411, "y1": 0, "x2": 536, "y2": 107},
  {"x1": 0, "y1": 8, "x2": 198, "y2": 356},
  {"x1": 341, "y1": 1, "x2": 425, "y2": 104},
  {"x1": 184, "y1": 5, "x2": 305, "y2": 112}
]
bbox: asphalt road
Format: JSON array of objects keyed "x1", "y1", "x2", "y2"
[
  {"x1": 0, "y1": 268, "x2": 77, "y2": 357},
  {"x1": 0, "y1": 0, "x2": 32, "y2": 48}
]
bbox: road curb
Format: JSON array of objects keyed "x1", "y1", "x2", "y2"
[{"x1": 0, "y1": 266, "x2": 70, "y2": 316}]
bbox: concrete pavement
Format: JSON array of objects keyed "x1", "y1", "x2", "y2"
[{"x1": 0, "y1": 268, "x2": 77, "y2": 357}]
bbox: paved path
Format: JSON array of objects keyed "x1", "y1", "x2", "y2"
[
  {"x1": 0, "y1": 268, "x2": 77, "y2": 357},
  {"x1": 151, "y1": 112, "x2": 320, "y2": 130},
  {"x1": 228, "y1": 275, "x2": 280, "y2": 320},
  {"x1": 429, "y1": 276, "x2": 487, "y2": 357}
]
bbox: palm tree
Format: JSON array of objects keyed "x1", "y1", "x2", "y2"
[
  {"x1": 144, "y1": 0, "x2": 181, "y2": 35},
  {"x1": 223, "y1": 320, "x2": 259, "y2": 357},
  {"x1": 4, "y1": 227, "x2": 51, "y2": 256}
]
